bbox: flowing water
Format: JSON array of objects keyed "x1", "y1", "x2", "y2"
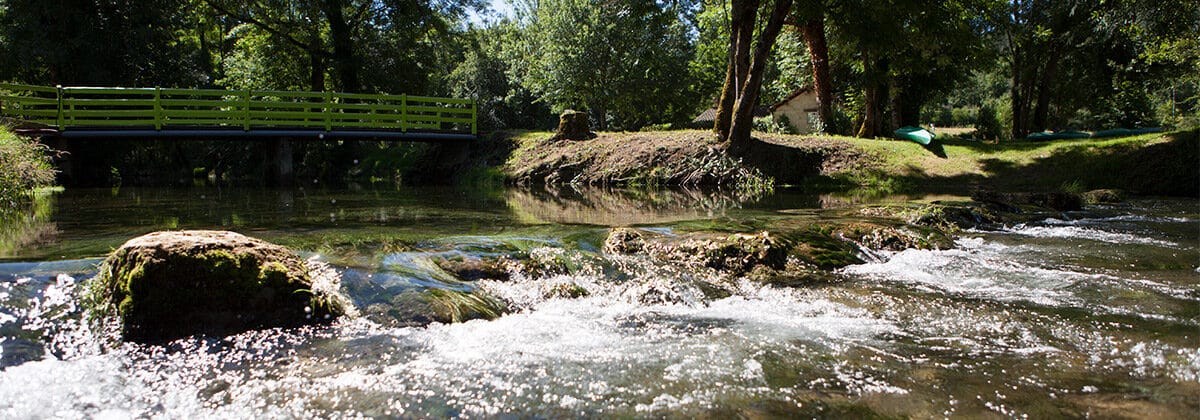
[{"x1": 0, "y1": 186, "x2": 1197, "y2": 418}]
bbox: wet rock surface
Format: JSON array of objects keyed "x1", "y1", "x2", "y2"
[
  {"x1": 972, "y1": 190, "x2": 1083, "y2": 212},
  {"x1": 1081, "y1": 189, "x2": 1124, "y2": 204},
  {"x1": 364, "y1": 288, "x2": 508, "y2": 327},
  {"x1": 90, "y1": 230, "x2": 347, "y2": 343}
]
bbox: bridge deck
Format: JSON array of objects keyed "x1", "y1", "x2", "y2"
[{"x1": 0, "y1": 83, "x2": 476, "y2": 140}]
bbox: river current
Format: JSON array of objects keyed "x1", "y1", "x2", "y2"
[{"x1": 1, "y1": 186, "x2": 1196, "y2": 418}]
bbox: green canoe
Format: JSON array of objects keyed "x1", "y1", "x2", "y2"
[
  {"x1": 894, "y1": 126, "x2": 934, "y2": 145},
  {"x1": 1027, "y1": 130, "x2": 1090, "y2": 141}
]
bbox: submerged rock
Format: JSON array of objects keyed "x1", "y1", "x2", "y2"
[
  {"x1": 603, "y1": 228, "x2": 645, "y2": 254},
  {"x1": 89, "y1": 230, "x2": 347, "y2": 343},
  {"x1": 971, "y1": 190, "x2": 1083, "y2": 212},
  {"x1": 1080, "y1": 189, "x2": 1124, "y2": 204},
  {"x1": 603, "y1": 227, "x2": 860, "y2": 278},
  {"x1": 365, "y1": 288, "x2": 508, "y2": 327},
  {"x1": 433, "y1": 257, "x2": 510, "y2": 282},
  {"x1": 903, "y1": 204, "x2": 1001, "y2": 231},
  {"x1": 829, "y1": 222, "x2": 955, "y2": 252}
]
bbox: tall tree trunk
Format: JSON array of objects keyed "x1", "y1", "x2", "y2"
[
  {"x1": 728, "y1": 0, "x2": 794, "y2": 150},
  {"x1": 715, "y1": 0, "x2": 759, "y2": 139},
  {"x1": 889, "y1": 74, "x2": 903, "y2": 131},
  {"x1": 801, "y1": 16, "x2": 833, "y2": 131},
  {"x1": 857, "y1": 85, "x2": 878, "y2": 137},
  {"x1": 1010, "y1": 53, "x2": 1025, "y2": 139},
  {"x1": 322, "y1": 0, "x2": 359, "y2": 92},
  {"x1": 593, "y1": 103, "x2": 608, "y2": 131},
  {"x1": 1032, "y1": 55, "x2": 1059, "y2": 132},
  {"x1": 856, "y1": 53, "x2": 888, "y2": 138},
  {"x1": 310, "y1": 48, "x2": 326, "y2": 92}
]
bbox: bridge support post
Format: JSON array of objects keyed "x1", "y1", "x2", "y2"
[{"x1": 265, "y1": 138, "x2": 294, "y2": 186}]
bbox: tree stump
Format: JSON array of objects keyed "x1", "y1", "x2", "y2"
[{"x1": 552, "y1": 109, "x2": 594, "y2": 141}]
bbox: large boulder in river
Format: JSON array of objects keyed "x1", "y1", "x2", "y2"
[{"x1": 90, "y1": 230, "x2": 346, "y2": 343}]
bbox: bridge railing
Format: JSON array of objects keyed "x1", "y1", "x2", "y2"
[{"x1": 0, "y1": 83, "x2": 476, "y2": 135}]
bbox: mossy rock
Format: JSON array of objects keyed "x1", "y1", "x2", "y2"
[
  {"x1": 1081, "y1": 189, "x2": 1124, "y2": 204},
  {"x1": 905, "y1": 204, "x2": 1001, "y2": 232},
  {"x1": 830, "y1": 222, "x2": 956, "y2": 251},
  {"x1": 972, "y1": 190, "x2": 1083, "y2": 212},
  {"x1": 776, "y1": 228, "x2": 863, "y2": 270},
  {"x1": 366, "y1": 288, "x2": 508, "y2": 327},
  {"x1": 433, "y1": 256, "x2": 510, "y2": 282},
  {"x1": 90, "y1": 230, "x2": 345, "y2": 343}
]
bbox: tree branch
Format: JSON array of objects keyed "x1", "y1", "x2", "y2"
[{"x1": 201, "y1": 0, "x2": 325, "y2": 55}]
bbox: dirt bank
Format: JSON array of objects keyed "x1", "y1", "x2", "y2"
[
  {"x1": 487, "y1": 128, "x2": 1198, "y2": 197},
  {"x1": 502, "y1": 130, "x2": 869, "y2": 190}
]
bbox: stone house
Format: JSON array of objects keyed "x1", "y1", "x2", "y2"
[{"x1": 769, "y1": 88, "x2": 821, "y2": 133}]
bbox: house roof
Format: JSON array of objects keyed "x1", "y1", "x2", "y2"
[
  {"x1": 692, "y1": 106, "x2": 771, "y2": 123},
  {"x1": 769, "y1": 87, "x2": 816, "y2": 112}
]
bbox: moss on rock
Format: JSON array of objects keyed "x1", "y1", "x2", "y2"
[
  {"x1": 366, "y1": 288, "x2": 509, "y2": 327},
  {"x1": 1081, "y1": 189, "x2": 1124, "y2": 204},
  {"x1": 90, "y1": 230, "x2": 346, "y2": 343}
]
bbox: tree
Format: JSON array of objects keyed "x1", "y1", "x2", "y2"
[
  {"x1": 447, "y1": 24, "x2": 552, "y2": 130},
  {"x1": 793, "y1": 0, "x2": 833, "y2": 131},
  {"x1": 204, "y1": 0, "x2": 483, "y2": 93},
  {"x1": 713, "y1": 0, "x2": 795, "y2": 149},
  {"x1": 512, "y1": 0, "x2": 696, "y2": 130},
  {"x1": 818, "y1": 0, "x2": 990, "y2": 138},
  {"x1": 0, "y1": 0, "x2": 206, "y2": 86}
]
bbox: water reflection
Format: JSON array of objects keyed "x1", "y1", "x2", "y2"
[
  {"x1": 0, "y1": 192, "x2": 58, "y2": 259},
  {"x1": 505, "y1": 185, "x2": 772, "y2": 226}
]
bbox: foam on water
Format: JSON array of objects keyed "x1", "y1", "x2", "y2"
[
  {"x1": 843, "y1": 238, "x2": 1082, "y2": 306},
  {"x1": 1044, "y1": 214, "x2": 1193, "y2": 225},
  {"x1": 0, "y1": 273, "x2": 902, "y2": 418},
  {"x1": 1000, "y1": 224, "x2": 1180, "y2": 248}
]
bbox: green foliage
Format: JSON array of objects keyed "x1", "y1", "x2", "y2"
[
  {"x1": 447, "y1": 25, "x2": 553, "y2": 130},
  {"x1": 512, "y1": 0, "x2": 696, "y2": 130},
  {"x1": 0, "y1": 127, "x2": 55, "y2": 206},
  {"x1": 0, "y1": 0, "x2": 207, "y2": 86},
  {"x1": 752, "y1": 116, "x2": 796, "y2": 135},
  {"x1": 974, "y1": 104, "x2": 1004, "y2": 141}
]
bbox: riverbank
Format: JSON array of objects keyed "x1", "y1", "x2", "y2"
[{"x1": 492, "y1": 129, "x2": 1199, "y2": 197}]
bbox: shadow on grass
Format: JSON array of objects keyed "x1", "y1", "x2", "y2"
[
  {"x1": 761, "y1": 130, "x2": 1199, "y2": 196},
  {"x1": 922, "y1": 141, "x2": 948, "y2": 158}
]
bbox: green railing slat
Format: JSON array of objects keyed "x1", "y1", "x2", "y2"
[
  {"x1": 163, "y1": 110, "x2": 235, "y2": 118},
  {"x1": 0, "y1": 83, "x2": 59, "y2": 94},
  {"x1": 1, "y1": 83, "x2": 474, "y2": 136},
  {"x1": 160, "y1": 99, "x2": 244, "y2": 108}
]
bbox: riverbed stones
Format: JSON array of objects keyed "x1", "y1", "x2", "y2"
[
  {"x1": 603, "y1": 228, "x2": 645, "y2": 254},
  {"x1": 90, "y1": 230, "x2": 345, "y2": 343}
]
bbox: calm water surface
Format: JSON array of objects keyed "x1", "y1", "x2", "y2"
[{"x1": 1, "y1": 186, "x2": 1197, "y2": 418}]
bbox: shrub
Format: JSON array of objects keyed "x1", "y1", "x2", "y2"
[
  {"x1": 0, "y1": 126, "x2": 55, "y2": 206},
  {"x1": 974, "y1": 105, "x2": 1004, "y2": 141}
]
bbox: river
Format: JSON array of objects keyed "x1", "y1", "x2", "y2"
[{"x1": 1, "y1": 185, "x2": 1197, "y2": 418}]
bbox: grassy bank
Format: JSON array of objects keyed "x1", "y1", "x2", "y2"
[
  {"x1": 802, "y1": 129, "x2": 1198, "y2": 196},
  {"x1": 0, "y1": 126, "x2": 55, "y2": 205},
  {"x1": 496, "y1": 129, "x2": 1198, "y2": 197}
]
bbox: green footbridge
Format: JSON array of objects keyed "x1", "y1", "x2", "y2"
[{"x1": 0, "y1": 83, "x2": 476, "y2": 141}]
